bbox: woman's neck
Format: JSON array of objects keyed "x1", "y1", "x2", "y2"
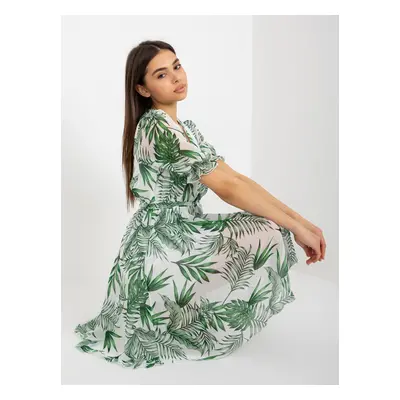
[{"x1": 151, "y1": 104, "x2": 178, "y2": 123}]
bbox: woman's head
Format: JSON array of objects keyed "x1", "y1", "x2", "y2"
[
  {"x1": 135, "y1": 47, "x2": 188, "y2": 108},
  {"x1": 122, "y1": 40, "x2": 187, "y2": 211},
  {"x1": 125, "y1": 40, "x2": 187, "y2": 116}
]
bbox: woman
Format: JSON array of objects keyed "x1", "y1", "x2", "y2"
[{"x1": 74, "y1": 40, "x2": 326, "y2": 370}]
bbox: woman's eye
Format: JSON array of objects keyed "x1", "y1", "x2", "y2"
[{"x1": 157, "y1": 64, "x2": 182, "y2": 79}]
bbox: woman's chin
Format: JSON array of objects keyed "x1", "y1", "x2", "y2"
[{"x1": 174, "y1": 93, "x2": 187, "y2": 100}]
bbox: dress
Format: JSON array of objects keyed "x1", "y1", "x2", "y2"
[{"x1": 74, "y1": 108, "x2": 299, "y2": 370}]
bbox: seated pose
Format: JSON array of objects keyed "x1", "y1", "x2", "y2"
[{"x1": 74, "y1": 40, "x2": 326, "y2": 370}]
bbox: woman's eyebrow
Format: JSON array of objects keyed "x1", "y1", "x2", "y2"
[{"x1": 151, "y1": 58, "x2": 180, "y2": 76}]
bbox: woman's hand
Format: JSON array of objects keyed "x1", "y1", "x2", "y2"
[
  {"x1": 294, "y1": 215, "x2": 326, "y2": 261},
  {"x1": 293, "y1": 225, "x2": 323, "y2": 265}
]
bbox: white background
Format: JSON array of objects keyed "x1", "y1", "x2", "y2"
[{"x1": 253, "y1": 16, "x2": 338, "y2": 284}]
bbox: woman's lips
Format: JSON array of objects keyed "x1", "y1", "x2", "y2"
[{"x1": 174, "y1": 84, "x2": 186, "y2": 93}]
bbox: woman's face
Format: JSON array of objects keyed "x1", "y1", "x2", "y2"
[{"x1": 137, "y1": 50, "x2": 188, "y2": 104}]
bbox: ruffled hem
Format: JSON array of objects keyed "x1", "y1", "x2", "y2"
[{"x1": 187, "y1": 154, "x2": 225, "y2": 184}]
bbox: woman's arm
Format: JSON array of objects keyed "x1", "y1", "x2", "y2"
[
  {"x1": 215, "y1": 160, "x2": 310, "y2": 227},
  {"x1": 209, "y1": 160, "x2": 326, "y2": 260},
  {"x1": 200, "y1": 162, "x2": 303, "y2": 234},
  {"x1": 199, "y1": 160, "x2": 323, "y2": 261},
  {"x1": 237, "y1": 174, "x2": 303, "y2": 220},
  {"x1": 237, "y1": 173, "x2": 323, "y2": 236},
  {"x1": 219, "y1": 176, "x2": 303, "y2": 234}
]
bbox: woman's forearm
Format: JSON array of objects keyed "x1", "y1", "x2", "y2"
[
  {"x1": 221, "y1": 177, "x2": 303, "y2": 234},
  {"x1": 236, "y1": 173, "x2": 304, "y2": 222}
]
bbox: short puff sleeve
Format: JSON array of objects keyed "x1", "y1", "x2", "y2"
[
  {"x1": 143, "y1": 110, "x2": 224, "y2": 184},
  {"x1": 182, "y1": 119, "x2": 226, "y2": 184}
]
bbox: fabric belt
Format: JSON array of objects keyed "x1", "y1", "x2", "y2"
[{"x1": 138, "y1": 199, "x2": 200, "y2": 210}]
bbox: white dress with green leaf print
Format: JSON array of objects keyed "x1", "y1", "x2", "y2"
[{"x1": 74, "y1": 108, "x2": 299, "y2": 370}]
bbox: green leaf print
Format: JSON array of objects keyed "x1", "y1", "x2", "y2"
[
  {"x1": 191, "y1": 214, "x2": 227, "y2": 232},
  {"x1": 145, "y1": 265, "x2": 173, "y2": 292},
  {"x1": 213, "y1": 332, "x2": 244, "y2": 356},
  {"x1": 136, "y1": 327, "x2": 188, "y2": 361},
  {"x1": 79, "y1": 345, "x2": 100, "y2": 354},
  {"x1": 124, "y1": 278, "x2": 149, "y2": 330},
  {"x1": 107, "y1": 255, "x2": 122, "y2": 297},
  {"x1": 192, "y1": 329, "x2": 219, "y2": 356},
  {"x1": 97, "y1": 298, "x2": 122, "y2": 331},
  {"x1": 144, "y1": 208, "x2": 202, "y2": 255},
  {"x1": 128, "y1": 277, "x2": 149, "y2": 305},
  {"x1": 221, "y1": 299, "x2": 270, "y2": 338},
  {"x1": 121, "y1": 252, "x2": 145, "y2": 283},
  {"x1": 247, "y1": 302, "x2": 270, "y2": 338},
  {"x1": 76, "y1": 338, "x2": 101, "y2": 349},
  {"x1": 145, "y1": 229, "x2": 168, "y2": 260},
  {"x1": 145, "y1": 356, "x2": 163, "y2": 368},
  {"x1": 173, "y1": 280, "x2": 196, "y2": 307},
  {"x1": 160, "y1": 292, "x2": 222, "y2": 356},
  {"x1": 253, "y1": 237, "x2": 278, "y2": 270},
  {"x1": 223, "y1": 212, "x2": 275, "y2": 239},
  {"x1": 139, "y1": 302, "x2": 170, "y2": 330},
  {"x1": 247, "y1": 277, "x2": 272, "y2": 306},
  {"x1": 130, "y1": 186, "x2": 149, "y2": 199},
  {"x1": 122, "y1": 224, "x2": 147, "y2": 259},
  {"x1": 150, "y1": 307, "x2": 170, "y2": 327},
  {"x1": 199, "y1": 297, "x2": 226, "y2": 332},
  {"x1": 75, "y1": 318, "x2": 98, "y2": 338},
  {"x1": 103, "y1": 330, "x2": 122, "y2": 352},
  {"x1": 104, "y1": 355, "x2": 120, "y2": 363},
  {"x1": 220, "y1": 299, "x2": 256, "y2": 331},
  {"x1": 138, "y1": 113, "x2": 161, "y2": 145},
  {"x1": 218, "y1": 234, "x2": 241, "y2": 259},
  {"x1": 180, "y1": 302, "x2": 208, "y2": 330},
  {"x1": 172, "y1": 305, "x2": 218, "y2": 356},
  {"x1": 173, "y1": 253, "x2": 220, "y2": 283},
  {"x1": 276, "y1": 246, "x2": 289, "y2": 278},
  {"x1": 154, "y1": 127, "x2": 200, "y2": 176},
  {"x1": 157, "y1": 173, "x2": 185, "y2": 202},
  {"x1": 221, "y1": 246, "x2": 255, "y2": 303},
  {"x1": 160, "y1": 294, "x2": 182, "y2": 331},
  {"x1": 266, "y1": 266, "x2": 295, "y2": 315},
  {"x1": 138, "y1": 161, "x2": 158, "y2": 191},
  {"x1": 278, "y1": 226, "x2": 299, "y2": 271}
]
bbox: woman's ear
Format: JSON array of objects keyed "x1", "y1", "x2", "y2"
[{"x1": 135, "y1": 84, "x2": 149, "y2": 98}]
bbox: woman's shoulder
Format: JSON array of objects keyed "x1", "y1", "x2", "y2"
[
  {"x1": 138, "y1": 109, "x2": 204, "y2": 143},
  {"x1": 139, "y1": 108, "x2": 165, "y2": 124}
]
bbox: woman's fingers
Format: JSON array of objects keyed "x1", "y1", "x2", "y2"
[
  {"x1": 306, "y1": 247, "x2": 318, "y2": 264},
  {"x1": 305, "y1": 245, "x2": 313, "y2": 257},
  {"x1": 319, "y1": 232, "x2": 326, "y2": 259},
  {"x1": 313, "y1": 227, "x2": 326, "y2": 260},
  {"x1": 297, "y1": 233, "x2": 324, "y2": 264},
  {"x1": 311, "y1": 252, "x2": 318, "y2": 264},
  {"x1": 312, "y1": 237, "x2": 323, "y2": 262},
  {"x1": 318, "y1": 238, "x2": 324, "y2": 261},
  {"x1": 311, "y1": 242, "x2": 322, "y2": 263},
  {"x1": 322, "y1": 236, "x2": 327, "y2": 259},
  {"x1": 312, "y1": 234, "x2": 322, "y2": 262},
  {"x1": 305, "y1": 246, "x2": 316, "y2": 264}
]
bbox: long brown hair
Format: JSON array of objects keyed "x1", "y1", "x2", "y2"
[{"x1": 122, "y1": 40, "x2": 176, "y2": 212}]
